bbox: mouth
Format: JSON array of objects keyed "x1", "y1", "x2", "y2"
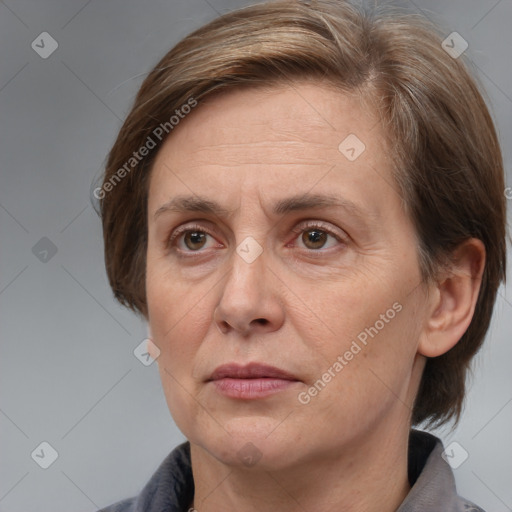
[{"x1": 207, "y1": 362, "x2": 301, "y2": 400}]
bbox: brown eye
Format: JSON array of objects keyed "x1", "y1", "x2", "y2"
[
  {"x1": 290, "y1": 221, "x2": 346, "y2": 252},
  {"x1": 183, "y1": 231, "x2": 208, "y2": 250},
  {"x1": 301, "y1": 229, "x2": 328, "y2": 249},
  {"x1": 168, "y1": 223, "x2": 222, "y2": 257}
]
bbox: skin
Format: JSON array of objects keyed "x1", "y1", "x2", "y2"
[{"x1": 145, "y1": 81, "x2": 485, "y2": 512}]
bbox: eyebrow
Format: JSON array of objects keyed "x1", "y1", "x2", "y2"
[{"x1": 153, "y1": 193, "x2": 372, "y2": 221}]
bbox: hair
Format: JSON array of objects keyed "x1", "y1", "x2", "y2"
[{"x1": 96, "y1": 0, "x2": 507, "y2": 427}]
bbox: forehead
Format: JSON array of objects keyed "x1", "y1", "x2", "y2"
[
  {"x1": 148, "y1": 81, "x2": 394, "y2": 216},
  {"x1": 160, "y1": 81, "x2": 382, "y2": 153}
]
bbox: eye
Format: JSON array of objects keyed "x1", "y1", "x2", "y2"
[
  {"x1": 168, "y1": 224, "x2": 220, "y2": 253},
  {"x1": 290, "y1": 221, "x2": 347, "y2": 251}
]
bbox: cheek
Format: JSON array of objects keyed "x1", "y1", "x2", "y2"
[
  {"x1": 290, "y1": 278, "x2": 391, "y2": 354},
  {"x1": 148, "y1": 293, "x2": 211, "y2": 367},
  {"x1": 147, "y1": 268, "x2": 215, "y2": 432},
  {"x1": 146, "y1": 258, "x2": 208, "y2": 366},
  {"x1": 296, "y1": 308, "x2": 420, "y2": 438},
  {"x1": 302, "y1": 277, "x2": 419, "y2": 381}
]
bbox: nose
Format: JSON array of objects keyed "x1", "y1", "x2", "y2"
[{"x1": 213, "y1": 243, "x2": 285, "y2": 337}]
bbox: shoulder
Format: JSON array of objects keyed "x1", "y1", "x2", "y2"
[
  {"x1": 97, "y1": 496, "x2": 136, "y2": 512},
  {"x1": 96, "y1": 441, "x2": 193, "y2": 512},
  {"x1": 458, "y1": 500, "x2": 486, "y2": 512},
  {"x1": 400, "y1": 430, "x2": 487, "y2": 512}
]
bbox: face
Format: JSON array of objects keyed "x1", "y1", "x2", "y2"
[{"x1": 146, "y1": 81, "x2": 429, "y2": 470}]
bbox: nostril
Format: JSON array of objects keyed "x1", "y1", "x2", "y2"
[{"x1": 255, "y1": 318, "x2": 268, "y2": 325}]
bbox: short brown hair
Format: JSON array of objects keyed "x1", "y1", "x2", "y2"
[{"x1": 96, "y1": 0, "x2": 507, "y2": 427}]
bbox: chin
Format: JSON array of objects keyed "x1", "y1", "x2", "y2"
[{"x1": 192, "y1": 416, "x2": 304, "y2": 471}]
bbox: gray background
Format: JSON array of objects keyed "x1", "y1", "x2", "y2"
[{"x1": 1, "y1": 0, "x2": 511, "y2": 511}]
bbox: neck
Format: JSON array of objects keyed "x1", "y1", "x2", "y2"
[{"x1": 189, "y1": 416, "x2": 412, "y2": 512}]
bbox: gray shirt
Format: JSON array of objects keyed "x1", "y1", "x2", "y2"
[{"x1": 97, "y1": 430, "x2": 485, "y2": 512}]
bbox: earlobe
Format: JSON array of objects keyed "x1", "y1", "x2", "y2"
[{"x1": 418, "y1": 238, "x2": 486, "y2": 358}]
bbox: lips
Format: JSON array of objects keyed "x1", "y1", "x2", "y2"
[
  {"x1": 207, "y1": 362, "x2": 298, "y2": 382},
  {"x1": 207, "y1": 362, "x2": 300, "y2": 399}
]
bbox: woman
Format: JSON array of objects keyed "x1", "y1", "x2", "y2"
[{"x1": 95, "y1": 1, "x2": 506, "y2": 510}]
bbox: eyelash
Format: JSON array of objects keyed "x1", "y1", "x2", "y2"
[
  {"x1": 167, "y1": 221, "x2": 347, "y2": 256},
  {"x1": 289, "y1": 221, "x2": 347, "y2": 249}
]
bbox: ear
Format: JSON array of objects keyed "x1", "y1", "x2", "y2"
[{"x1": 418, "y1": 238, "x2": 486, "y2": 358}]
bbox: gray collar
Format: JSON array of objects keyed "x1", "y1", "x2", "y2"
[{"x1": 398, "y1": 431, "x2": 484, "y2": 511}]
